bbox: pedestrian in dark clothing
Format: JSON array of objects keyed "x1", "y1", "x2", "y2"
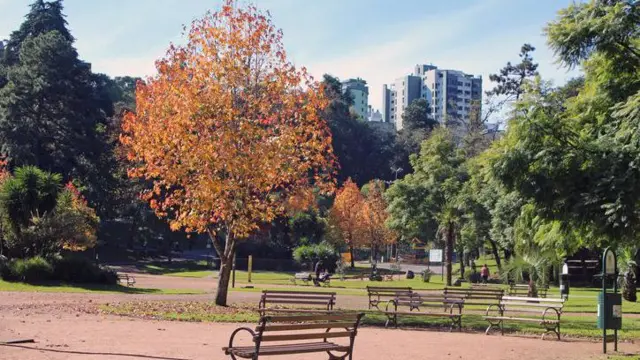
[{"x1": 314, "y1": 261, "x2": 323, "y2": 286}]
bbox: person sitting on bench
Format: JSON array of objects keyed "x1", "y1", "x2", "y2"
[{"x1": 318, "y1": 271, "x2": 331, "y2": 283}]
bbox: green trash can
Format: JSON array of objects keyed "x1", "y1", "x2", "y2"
[{"x1": 597, "y1": 292, "x2": 622, "y2": 330}]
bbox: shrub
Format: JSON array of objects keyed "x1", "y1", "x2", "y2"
[
  {"x1": 10, "y1": 256, "x2": 53, "y2": 283},
  {"x1": 0, "y1": 166, "x2": 99, "y2": 257},
  {"x1": 51, "y1": 256, "x2": 117, "y2": 284},
  {"x1": 0, "y1": 256, "x2": 117, "y2": 285},
  {"x1": 292, "y1": 241, "x2": 339, "y2": 272}
]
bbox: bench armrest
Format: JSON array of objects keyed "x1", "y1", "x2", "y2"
[
  {"x1": 542, "y1": 307, "x2": 560, "y2": 322},
  {"x1": 385, "y1": 299, "x2": 398, "y2": 312},
  {"x1": 485, "y1": 303, "x2": 502, "y2": 317},
  {"x1": 447, "y1": 301, "x2": 462, "y2": 314},
  {"x1": 227, "y1": 327, "x2": 257, "y2": 354}
]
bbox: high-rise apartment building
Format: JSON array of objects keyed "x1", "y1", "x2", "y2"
[
  {"x1": 341, "y1": 78, "x2": 369, "y2": 120},
  {"x1": 383, "y1": 64, "x2": 482, "y2": 131}
]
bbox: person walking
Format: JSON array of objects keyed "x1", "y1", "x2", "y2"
[{"x1": 480, "y1": 264, "x2": 490, "y2": 283}]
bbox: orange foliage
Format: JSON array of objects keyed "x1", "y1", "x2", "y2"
[
  {"x1": 329, "y1": 179, "x2": 365, "y2": 250},
  {"x1": 358, "y1": 180, "x2": 397, "y2": 253},
  {"x1": 120, "y1": 1, "x2": 335, "y2": 244}
]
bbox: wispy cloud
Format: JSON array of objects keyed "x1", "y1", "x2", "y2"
[{"x1": 301, "y1": 0, "x2": 577, "y2": 110}]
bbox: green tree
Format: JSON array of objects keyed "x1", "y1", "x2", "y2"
[
  {"x1": 0, "y1": 1, "x2": 116, "y2": 217},
  {"x1": 491, "y1": 0, "x2": 640, "y2": 249},
  {"x1": 386, "y1": 128, "x2": 467, "y2": 285},
  {"x1": 1, "y1": 0, "x2": 73, "y2": 68},
  {"x1": 393, "y1": 98, "x2": 438, "y2": 174},
  {"x1": 322, "y1": 75, "x2": 395, "y2": 185},
  {"x1": 486, "y1": 43, "x2": 539, "y2": 101},
  {"x1": 0, "y1": 166, "x2": 98, "y2": 257}
]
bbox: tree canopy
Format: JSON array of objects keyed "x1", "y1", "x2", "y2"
[{"x1": 121, "y1": 1, "x2": 336, "y2": 305}]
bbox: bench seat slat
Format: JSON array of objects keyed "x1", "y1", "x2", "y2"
[
  {"x1": 484, "y1": 316, "x2": 559, "y2": 323},
  {"x1": 226, "y1": 342, "x2": 350, "y2": 357},
  {"x1": 261, "y1": 331, "x2": 352, "y2": 342}
]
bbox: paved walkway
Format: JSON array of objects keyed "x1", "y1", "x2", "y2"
[{"x1": 2, "y1": 312, "x2": 636, "y2": 360}]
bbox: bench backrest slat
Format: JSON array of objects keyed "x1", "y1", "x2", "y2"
[
  {"x1": 367, "y1": 286, "x2": 412, "y2": 291},
  {"x1": 501, "y1": 296, "x2": 563, "y2": 303},
  {"x1": 259, "y1": 321, "x2": 355, "y2": 332},
  {"x1": 263, "y1": 300, "x2": 334, "y2": 306},
  {"x1": 259, "y1": 290, "x2": 336, "y2": 312},
  {"x1": 266, "y1": 314, "x2": 359, "y2": 323},
  {"x1": 262, "y1": 290, "x2": 336, "y2": 296}
]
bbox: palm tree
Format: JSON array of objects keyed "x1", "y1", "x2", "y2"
[{"x1": 500, "y1": 249, "x2": 557, "y2": 297}]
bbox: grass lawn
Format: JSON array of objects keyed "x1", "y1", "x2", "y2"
[
  {"x1": 100, "y1": 300, "x2": 640, "y2": 340},
  {"x1": 0, "y1": 280, "x2": 206, "y2": 295},
  {"x1": 136, "y1": 260, "x2": 214, "y2": 278}
]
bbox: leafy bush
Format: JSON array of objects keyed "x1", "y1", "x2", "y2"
[
  {"x1": 0, "y1": 167, "x2": 99, "y2": 258},
  {"x1": 0, "y1": 256, "x2": 117, "y2": 284},
  {"x1": 292, "y1": 242, "x2": 339, "y2": 272},
  {"x1": 7, "y1": 256, "x2": 53, "y2": 282},
  {"x1": 51, "y1": 256, "x2": 117, "y2": 284}
]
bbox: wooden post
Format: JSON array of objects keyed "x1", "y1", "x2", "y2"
[
  {"x1": 232, "y1": 253, "x2": 236, "y2": 288},
  {"x1": 248, "y1": 255, "x2": 253, "y2": 283}
]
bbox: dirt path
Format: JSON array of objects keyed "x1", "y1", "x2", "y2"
[
  {"x1": 1, "y1": 278, "x2": 639, "y2": 360},
  {"x1": 2, "y1": 311, "x2": 637, "y2": 360}
]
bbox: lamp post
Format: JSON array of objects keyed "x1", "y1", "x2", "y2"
[
  {"x1": 391, "y1": 167, "x2": 403, "y2": 180},
  {"x1": 560, "y1": 261, "x2": 570, "y2": 300}
]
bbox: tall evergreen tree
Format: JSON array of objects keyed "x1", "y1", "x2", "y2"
[
  {"x1": 1, "y1": 0, "x2": 73, "y2": 68},
  {"x1": 486, "y1": 43, "x2": 539, "y2": 101},
  {"x1": 0, "y1": 0, "x2": 113, "y2": 215}
]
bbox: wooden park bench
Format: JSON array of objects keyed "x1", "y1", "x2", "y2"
[
  {"x1": 484, "y1": 296, "x2": 565, "y2": 340},
  {"x1": 509, "y1": 283, "x2": 549, "y2": 298},
  {"x1": 384, "y1": 291, "x2": 463, "y2": 331},
  {"x1": 366, "y1": 286, "x2": 412, "y2": 310},
  {"x1": 117, "y1": 273, "x2": 136, "y2": 287},
  {"x1": 258, "y1": 290, "x2": 336, "y2": 316},
  {"x1": 444, "y1": 286, "x2": 504, "y2": 309},
  {"x1": 223, "y1": 313, "x2": 365, "y2": 359}
]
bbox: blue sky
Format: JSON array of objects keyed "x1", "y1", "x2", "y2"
[{"x1": 0, "y1": 0, "x2": 580, "y2": 109}]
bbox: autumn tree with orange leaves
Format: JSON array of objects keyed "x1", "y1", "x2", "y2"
[
  {"x1": 120, "y1": 1, "x2": 335, "y2": 306},
  {"x1": 328, "y1": 179, "x2": 364, "y2": 268},
  {"x1": 358, "y1": 180, "x2": 397, "y2": 262}
]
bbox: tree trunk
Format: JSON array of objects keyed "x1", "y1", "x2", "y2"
[
  {"x1": 215, "y1": 253, "x2": 233, "y2": 306},
  {"x1": 349, "y1": 244, "x2": 355, "y2": 269},
  {"x1": 445, "y1": 221, "x2": 454, "y2": 286},
  {"x1": 503, "y1": 248, "x2": 512, "y2": 262},
  {"x1": 459, "y1": 251, "x2": 465, "y2": 279},
  {"x1": 487, "y1": 238, "x2": 502, "y2": 271},
  {"x1": 210, "y1": 229, "x2": 236, "y2": 306}
]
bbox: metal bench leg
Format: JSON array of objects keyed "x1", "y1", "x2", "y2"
[
  {"x1": 451, "y1": 316, "x2": 461, "y2": 332},
  {"x1": 385, "y1": 313, "x2": 398, "y2": 329},
  {"x1": 541, "y1": 324, "x2": 560, "y2": 341},
  {"x1": 485, "y1": 320, "x2": 502, "y2": 335}
]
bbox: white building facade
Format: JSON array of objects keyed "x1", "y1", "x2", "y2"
[
  {"x1": 383, "y1": 64, "x2": 482, "y2": 131},
  {"x1": 341, "y1": 78, "x2": 369, "y2": 120}
]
